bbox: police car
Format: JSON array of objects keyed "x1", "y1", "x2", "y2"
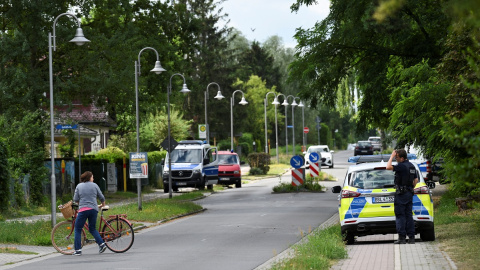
[{"x1": 331, "y1": 155, "x2": 435, "y2": 244}]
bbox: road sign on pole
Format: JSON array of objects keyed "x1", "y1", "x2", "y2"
[
  {"x1": 290, "y1": 155, "x2": 304, "y2": 169},
  {"x1": 303, "y1": 127, "x2": 309, "y2": 134},
  {"x1": 56, "y1": 124, "x2": 78, "y2": 130},
  {"x1": 309, "y1": 152, "x2": 320, "y2": 163}
]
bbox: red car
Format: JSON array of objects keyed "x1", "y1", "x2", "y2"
[{"x1": 216, "y1": 151, "x2": 242, "y2": 188}]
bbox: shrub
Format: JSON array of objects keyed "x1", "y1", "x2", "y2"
[
  {"x1": 249, "y1": 167, "x2": 263, "y2": 175},
  {"x1": 216, "y1": 140, "x2": 231, "y2": 151},
  {"x1": 148, "y1": 151, "x2": 166, "y2": 164},
  {"x1": 239, "y1": 132, "x2": 254, "y2": 154},
  {"x1": 272, "y1": 179, "x2": 326, "y2": 193},
  {"x1": 96, "y1": 147, "x2": 127, "y2": 163},
  {"x1": 238, "y1": 142, "x2": 250, "y2": 157},
  {"x1": 247, "y1": 152, "x2": 270, "y2": 174}
]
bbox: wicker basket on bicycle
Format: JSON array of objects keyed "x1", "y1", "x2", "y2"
[{"x1": 58, "y1": 200, "x2": 74, "y2": 219}]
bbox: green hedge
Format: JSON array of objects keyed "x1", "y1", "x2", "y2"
[
  {"x1": 77, "y1": 149, "x2": 167, "y2": 191},
  {"x1": 247, "y1": 152, "x2": 271, "y2": 174}
]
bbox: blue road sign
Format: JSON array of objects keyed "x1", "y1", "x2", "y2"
[
  {"x1": 290, "y1": 155, "x2": 304, "y2": 169},
  {"x1": 56, "y1": 124, "x2": 78, "y2": 130},
  {"x1": 287, "y1": 125, "x2": 294, "y2": 128},
  {"x1": 309, "y1": 152, "x2": 320, "y2": 163}
]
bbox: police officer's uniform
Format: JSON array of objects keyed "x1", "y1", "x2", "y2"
[{"x1": 393, "y1": 160, "x2": 417, "y2": 243}]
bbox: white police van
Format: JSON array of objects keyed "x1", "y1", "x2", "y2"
[{"x1": 162, "y1": 140, "x2": 219, "y2": 192}]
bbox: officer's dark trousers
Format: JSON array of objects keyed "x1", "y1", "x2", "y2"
[{"x1": 394, "y1": 191, "x2": 415, "y2": 238}]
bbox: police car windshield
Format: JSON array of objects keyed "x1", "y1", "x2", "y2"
[
  {"x1": 170, "y1": 149, "x2": 202, "y2": 163},
  {"x1": 218, "y1": 154, "x2": 238, "y2": 165},
  {"x1": 350, "y1": 169, "x2": 395, "y2": 189}
]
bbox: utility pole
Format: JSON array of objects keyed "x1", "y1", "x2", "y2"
[{"x1": 316, "y1": 116, "x2": 321, "y2": 145}]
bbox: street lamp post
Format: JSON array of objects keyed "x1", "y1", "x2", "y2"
[
  {"x1": 205, "y1": 82, "x2": 225, "y2": 144},
  {"x1": 300, "y1": 100, "x2": 305, "y2": 150},
  {"x1": 277, "y1": 94, "x2": 289, "y2": 155},
  {"x1": 295, "y1": 97, "x2": 306, "y2": 152},
  {"x1": 134, "y1": 47, "x2": 165, "y2": 210},
  {"x1": 48, "y1": 13, "x2": 90, "y2": 227},
  {"x1": 285, "y1": 95, "x2": 297, "y2": 155},
  {"x1": 230, "y1": 90, "x2": 248, "y2": 150},
  {"x1": 167, "y1": 74, "x2": 191, "y2": 199},
  {"x1": 264, "y1": 92, "x2": 279, "y2": 162}
]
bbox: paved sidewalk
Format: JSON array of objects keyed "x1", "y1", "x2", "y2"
[
  {"x1": 0, "y1": 245, "x2": 59, "y2": 269},
  {"x1": 256, "y1": 213, "x2": 457, "y2": 270},
  {"x1": 331, "y1": 233, "x2": 457, "y2": 270}
]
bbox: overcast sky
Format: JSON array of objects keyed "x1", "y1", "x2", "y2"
[{"x1": 219, "y1": 0, "x2": 330, "y2": 48}]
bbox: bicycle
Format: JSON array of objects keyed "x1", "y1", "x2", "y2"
[{"x1": 51, "y1": 202, "x2": 135, "y2": 254}]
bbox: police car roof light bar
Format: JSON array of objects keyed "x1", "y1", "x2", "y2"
[{"x1": 348, "y1": 153, "x2": 418, "y2": 164}]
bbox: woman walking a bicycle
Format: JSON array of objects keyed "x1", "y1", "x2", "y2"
[{"x1": 73, "y1": 171, "x2": 107, "y2": 256}]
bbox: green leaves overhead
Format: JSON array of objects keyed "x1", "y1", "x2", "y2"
[{"x1": 290, "y1": 0, "x2": 450, "y2": 131}]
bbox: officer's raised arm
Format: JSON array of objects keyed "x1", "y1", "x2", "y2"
[{"x1": 386, "y1": 150, "x2": 396, "y2": 170}]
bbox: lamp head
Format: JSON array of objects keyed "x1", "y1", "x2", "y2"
[
  {"x1": 239, "y1": 97, "x2": 248, "y2": 105},
  {"x1": 291, "y1": 100, "x2": 298, "y2": 107},
  {"x1": 298, "y1": 101, "x2": 304, "y2": 107},
  {"x1": 282, "y1": 100, "x2": 289, "y2": 106},
  {"x1": 214, "y1": 90, "x2": 225, "y2": 100},
  {"x1": 69, "y1": 28, "x2": 90, "y2": 46},
  {"x1": 272, "y1": 97, "x2": 280, "y2": 105},
  {"x1": 180, "y1": 84, "x2": 191, "y2": 94},
  {"x1": 151, "y1": 61, "x2": 166, "y2": 74}
]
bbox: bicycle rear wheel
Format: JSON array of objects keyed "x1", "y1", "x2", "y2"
[
  {"x1": 102, "y1": 218, "x2": 134, "y2": 253},
  {"x1": 51, "y1": 220, "x2": 86, "y2": 255}
]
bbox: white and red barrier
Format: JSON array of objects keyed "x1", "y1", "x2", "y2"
[
  {"x1": 310, "y1": 162, "x2": 319, "y2": 177},
  {"x1": 291, "y1": 168, "x2": 304, "y2": 186}
]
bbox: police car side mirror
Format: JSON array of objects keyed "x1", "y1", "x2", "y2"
[
  {"x1": 161, "y1": 159, "x2": 165, "y2": 165},
  {"x1": 331, "y1": 186, "x2": 342, "y2": 193}
]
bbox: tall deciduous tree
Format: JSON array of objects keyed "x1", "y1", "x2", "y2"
[
  {"x1": 289, "y1": 0, "x2": 450, "y2": 133},
  {"x1": 172, "y1": 0, "x2": 236, "y2": 141}
]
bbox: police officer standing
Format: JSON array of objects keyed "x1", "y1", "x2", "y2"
[{"x1": 386, "y1": 149, "x2": 418, "y2": 244}]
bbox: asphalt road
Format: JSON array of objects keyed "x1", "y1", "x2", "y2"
[{"x1": 7, "y1": 151, "x2": 353, "y2": 270}]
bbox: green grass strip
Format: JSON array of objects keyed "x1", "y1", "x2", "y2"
[
  {"x1": 270, "y1": 225, "x2": 347, "y2": 270},
  {"x1": 0, "y1": 192, "x2": 205, "y2": 246}
]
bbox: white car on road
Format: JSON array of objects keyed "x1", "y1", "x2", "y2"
[{"x1": 304, "y1": 145, "x2": 334, "y2": 168}]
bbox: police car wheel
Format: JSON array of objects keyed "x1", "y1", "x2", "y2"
[
  {"x1": 343, "y1": 232, "x2": 355, "y2": 245},
  {"x1": 420, "y1": 228, "x2": 435, "y2": 241}
]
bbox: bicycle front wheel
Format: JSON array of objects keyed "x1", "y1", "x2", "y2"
[
  {"x1": 51, "y1": 220, "x2": 86, "y2": 255},
  {"x1": 102, "y1": 218, "x2": 134, "y2": 253}
]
